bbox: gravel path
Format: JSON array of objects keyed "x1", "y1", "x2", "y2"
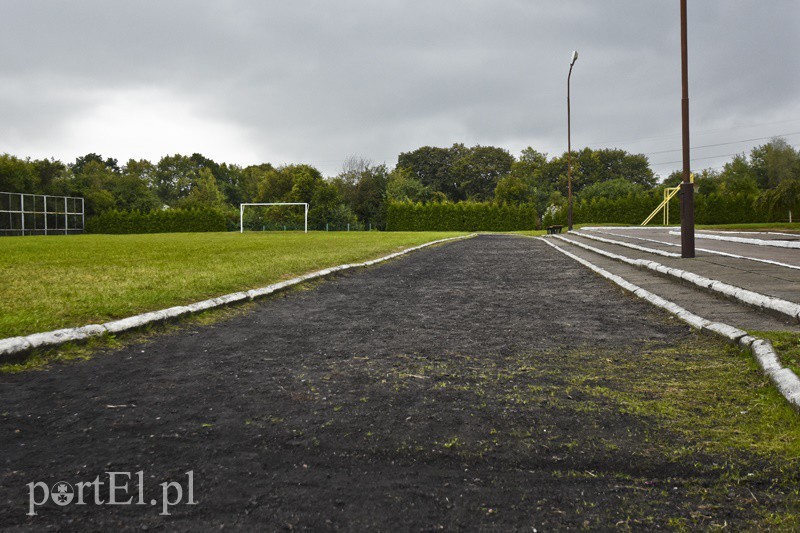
[{"x1": 1, "y1": 235, "x2": 794, "y2": 530}]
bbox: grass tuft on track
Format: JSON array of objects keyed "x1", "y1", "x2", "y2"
[{"x1": 0, "y1": 231, "x2": 465, "y2": 339}]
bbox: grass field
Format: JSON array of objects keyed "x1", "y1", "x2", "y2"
[{"x1": 0, "y1": 231, "x2": 466, "y2": 339}]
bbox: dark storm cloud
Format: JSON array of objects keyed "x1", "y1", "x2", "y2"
[{"x1": 1, "y1": 1, "x2": 798, "y2": 177}]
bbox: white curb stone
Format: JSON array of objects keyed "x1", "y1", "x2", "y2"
[
  {"x1": 703, "y1": 322, "x2": 748, "y2": 342},
  {"x1": 738, "y1": 335, "x2": 757, "y2": 349},
  {"x1": 0, "y1": 337, "x2": 33, "y2": 356}
]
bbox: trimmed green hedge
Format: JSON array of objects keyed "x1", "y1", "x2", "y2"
[
  {"x1": 387, "y1": 202, "x2": 537, "y2": 231},
  {"x1": 86, "y1": 208, "x2": 228, "y2": 234},
  {"x1": 542, "y1": 191, "x2": 771, "y2": 227}
]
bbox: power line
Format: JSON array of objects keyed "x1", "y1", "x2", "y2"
[
  {"x1": 645, "y1": 131, "x2": 800, "y2": 156},
  {"x1": 590, "y1": 117, "x2": 800, "y2": 147},
  {"x1": 651, "y1": 143, "x2": 800, "y2": 167}
]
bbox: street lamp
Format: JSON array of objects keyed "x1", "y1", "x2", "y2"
[
  {"x1": 679, "y1": 0, "x2": 695, "y2": 257},
  {"x1": 567, "y1": 50, "x2": 578, "y2": 231}
]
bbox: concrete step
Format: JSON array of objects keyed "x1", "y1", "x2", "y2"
[
  {"x1": 566, "y1": 231, "x2": 800, "y2": 305},
  {"x1": 545, "y1": 235, "x2": 800, "y2": 334}
]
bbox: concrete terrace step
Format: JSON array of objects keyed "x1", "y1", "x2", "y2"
[
  {"x1": 563, "y1": 231, "x2": 800, "y2": 308},
  {"x1": 580, "y1": 227, "x2": 800, "y2": 270},
  {"x1": 546, "y1": 234, "x2": 800, "y2": 334}
]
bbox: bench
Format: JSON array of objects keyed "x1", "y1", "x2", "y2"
[{"x1": 546, "y1": 225, "x2": 563, "y2": 235}]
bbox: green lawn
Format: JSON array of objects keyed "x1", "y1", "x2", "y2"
[{"x1": 0, "y1": 231, "x2": 466, "y2": 339}]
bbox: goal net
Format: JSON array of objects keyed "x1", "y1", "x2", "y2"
[{"x1": 239, "y1": 203, "x2": 309, "y2": 233}]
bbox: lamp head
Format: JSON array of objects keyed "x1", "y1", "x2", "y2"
[{"x1": 571, "y1": 50, "x2": 579, "y2": 64}]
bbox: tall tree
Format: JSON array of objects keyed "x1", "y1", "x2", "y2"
[
  {"x1": 750, "y1": 138, "x2": 799, "y2": 189},
  {"x1": 494, "y1": 176, "x2": 530, "y2": 204},
  {"x1": 397, "y1": 144, "x2": 465, "y2": 200},
  {"x1": 72, "y1": 153, "x2": 120, "y2": 175},
  {"x1": 153, "y1": 154, "x2": 199, "y2": 206},
  {"x1": 451, "y1": 145, "x2": 513, "y2": 201},
  {"x1": 0, "y1": 154, "x2": 38, "y2": 193},
  {"x1": 718, "y1": 154, "x2": 758, "y2": 196},
  {"x1": 240, "y1": 163, "x2": 274, "y2": 203},
  {"x1": 177, "y1": 168, "x2": 226, "y2": 209},
  {"x1": 333, "y1": 157, "x2": 390, "y2": 228}
]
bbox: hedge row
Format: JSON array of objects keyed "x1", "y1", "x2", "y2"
[
  {"x1": 542, "y1": 192, "x2": 771, "y2": 227},
  {"x1": 387, "y1": 202, "x2": 537, "y2": 231},
  {"x1": 85, "y1": 208, "x2": 228, "y2": 234}
]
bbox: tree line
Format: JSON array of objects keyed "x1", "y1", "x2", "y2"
[{"x1": 1, "y1": 138, "x2": 797, "y2": 230}]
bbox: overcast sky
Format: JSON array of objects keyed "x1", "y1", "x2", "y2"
[{"x1": 1, "y1": 1, "x2": 798, "y2": 179}]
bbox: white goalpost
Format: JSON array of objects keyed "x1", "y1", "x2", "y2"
[{"x1": 239, "y1": 202, "x2": 309, "y2": 233}]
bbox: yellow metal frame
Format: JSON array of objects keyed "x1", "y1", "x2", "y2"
[{"x1": 641, "y1": 175, "x2": 694, "y2": 226}]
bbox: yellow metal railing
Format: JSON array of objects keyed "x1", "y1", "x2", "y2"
[{"x1": 641, "y1": 175, "x2": 694, "y2": 226}]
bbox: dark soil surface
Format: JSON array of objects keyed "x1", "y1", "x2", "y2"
[{"x1": 1, "y1": 235, "x2": 798, "y2": 530}]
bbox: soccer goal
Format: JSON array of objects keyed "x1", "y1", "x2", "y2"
[{"x1": 239, "y1": 202, "x2": 309, "y2": 233}]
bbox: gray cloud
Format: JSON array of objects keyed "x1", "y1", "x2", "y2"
[{"x1": 1, "y1": 0, "x2": 798, "y2": 177}]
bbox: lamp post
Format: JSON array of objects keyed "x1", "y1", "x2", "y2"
[
  {"x1": 679, "y1": 0, "x2": 695, "y2": 257},
  {"x1": 567, "y1": 50, "x2": 578, "y2": 231}
]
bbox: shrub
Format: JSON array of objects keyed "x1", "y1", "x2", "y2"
[
  {"x1": 541, "y1": 190, "x2": 773, "y2": 227},
  {"x1": 86, "y1": 208, "x2": 228, "y2": 234},
  {"x1": 386, "y1": 201, "x2": 537, "y2": 231}
]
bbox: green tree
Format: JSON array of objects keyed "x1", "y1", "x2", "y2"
[
  {"x1": 333, "y1": 157, "x2": 390, "y2": 228},
  {"x1": 397, "y1": 143, "x2": 512, "y2": 201},
  {"x1": 0, "y1": 154, "x2": 38, "y2": 193},
  {"x1": 578, "y1": 178, "x2": 645, "y2": 202},
  {"x1": 511, "y1": 148, "x2": 548, "y2": 183},
  {"x1": 70, "y1": 160, "x2": 119, "y2": 215},
  {"x1": 176, "y1": 168, "x2": 226, "y2": 210},
  {"x1": 72, "y1": 153, "x2": 119, "y2": 175},
  {"x1": 718, "y1": 154, "x2": 758, "y2": 196},
  {"x1": 543, "y1": 148, "x2": 656, "y2": 197},
  {"x1": 386, "y1": 167, "x2": 430, "y2": 203},
  {"x1": 33, "y1": 158, "x2": 67, "y2": 194},
  {"x1": 451, "y1": 145, "x2": 513, "y2": 201},
  {"x1": 397, "y1": 144, "x2": 468, "y2": 200},
  {"x1": 241, "y1": 164, "x2": 274, "y2": 202},
  {"x1": 756, "y1": 178, "x2": 800, "y2": 221},
  {"x1": 286, "y1": 165, "x2": 325, "y2": 203},
  {"x1": 256, "y1": 167, "x2": 295, "y2": 202},
  {"x1": 154, "y1": 154, "x2": 199, "y2": 206},
  {"x1": 494, "y1": 176, "x2": 530, "y2": 204},
  {"x1": 750, "y1": 138, "x2": 799, "y2": 189}
]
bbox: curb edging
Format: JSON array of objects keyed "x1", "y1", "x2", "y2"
[
  {"x1": 1, "y1": 234, "x2": 476, "y2": 359},
  {"x1": 538, "y1": 236, "x2": 800, "y2": 412}
]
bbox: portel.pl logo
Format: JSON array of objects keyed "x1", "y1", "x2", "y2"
[{"x1": 27, "y1": 471, "x2": 197, "y2": 516}]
